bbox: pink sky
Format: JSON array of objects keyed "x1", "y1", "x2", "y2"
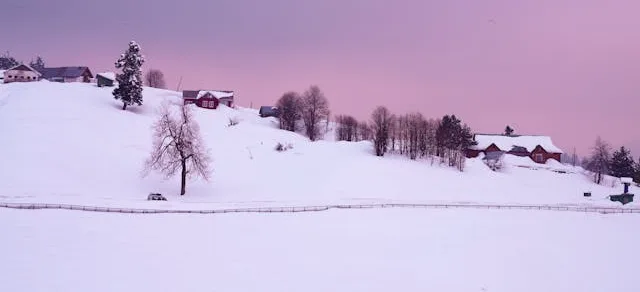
[{"x1": 3, "y1": 0, "x2": 639, "y2": 157}]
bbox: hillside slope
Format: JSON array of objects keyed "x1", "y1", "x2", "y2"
[{"x1": 0, "y1": 81, "x2": 635, "y2": 209}]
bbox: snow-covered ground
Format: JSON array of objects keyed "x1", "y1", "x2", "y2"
[
  {"x1": 0, "y1": 81, "x2": 637, "y2": 209},
  {"x1": 2, "y1": 81, "x2": 639, "y2": 292},
  {"x1": 1, "y1": 208, "x2": 639, "y2": 292}
]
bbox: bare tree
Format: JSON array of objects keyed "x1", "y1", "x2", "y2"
[
  {"x1": 586, "y1": 136, "x2": 611, "y2": 185},
  {"x1": 335, "y1": 115, "x2": 358, "y2": 141},
  {"x1": 145, "y1": 69, "x2": 167, "y2": 89},
  {"x1": 301, "y1": 85, "x2": 330, "y2": 141},
  {"x1": 371, "y1": 106, "x2": 393, "y2": 156},
  {"x1": 388, "y1": 114, "x2": 398, "y2": 152},
  {"x1": 143, "y1": 103, "x2": 211, "y2": 196},
  {"x1": 276, "y1": 91, "x2": 302, "y2": 132},
  {"x1": 357, "y1": 122, "x2": 372, "y2": 141}
]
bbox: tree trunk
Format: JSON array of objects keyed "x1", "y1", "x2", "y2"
[
  {"x1": 180, "y1": 159, "x2": 187, "y2": 196},
  {"x1": 122, "y1": 103, "x2": 127, "y2": 110}
]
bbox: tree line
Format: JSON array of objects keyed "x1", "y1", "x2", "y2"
[
  {"x1": 336, "y1": 107, "x2": 475, "y2": 171},
  {"x1": 582, "y1": 136, "x2": 640, "y2": 184},
  {"x1": 275, "y1": 87, "x2": 476, "y2": 171}
]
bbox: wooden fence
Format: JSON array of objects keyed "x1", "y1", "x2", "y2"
[{"x1": 1, "y1": 202, "x2": 639, "y2": 215}]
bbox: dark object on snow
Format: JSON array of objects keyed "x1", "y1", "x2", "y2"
[
  {"x1": 608, "y1": 178, "x2": 634, "y2": 205},
  {"x1": 259, "y1": 106, "x2": 280, "y2": 118},
  {"x1": 584, "y1": 192, "x2": 591, "y2": 197},
  {"x1": 147, "y1": 193, "x2": 167, "y2": 201},
  {"x1": 609, "y1": 194, "x2": 633, "y2": 205}
]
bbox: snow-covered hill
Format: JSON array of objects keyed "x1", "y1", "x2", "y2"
[
  {"x1": 2, "y1": 81, "x2": 640, "y2": 292},
  {"x1": 0, "y1": 81, "x2": 636, "y2": 209}
]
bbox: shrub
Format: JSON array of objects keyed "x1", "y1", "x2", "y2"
[{"x1": 275, "y1": 142, "x2": 293, "y2": 152}]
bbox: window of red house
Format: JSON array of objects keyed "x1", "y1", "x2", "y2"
[{"x1": 535, "y1": 153, "x2": 544, "y2": 162}]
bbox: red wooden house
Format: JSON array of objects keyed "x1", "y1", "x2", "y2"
[
  {"x1": 465, "y1": 134, "x2": 563, "y2": 164},
  {"x1": 182, "y1": 90, "x2": 234, "y2": 109}
]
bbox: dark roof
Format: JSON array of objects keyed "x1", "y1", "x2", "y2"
[
  {"x1": 39, "y1": 67, "x2": 93, "y2": 79},
  {"x1": 183, "y1": 90, "x2": 199, "y2": 98}
]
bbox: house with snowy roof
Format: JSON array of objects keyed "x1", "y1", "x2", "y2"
[
  {"x1": 465, "y1": 134, "x2": 563, "y2": 164},
  {"x1": 96, "y1": 72, "x2": 116, "y2": 87},
  {"x1": 182, "y1": 90, "x2": 234, "y2": 109},
  {"x1": 2, "y1": 64, "x2": 42, "y2": 83},
  {"x1": 38, "y1": 66, "x2": 93, "y2": 83}
]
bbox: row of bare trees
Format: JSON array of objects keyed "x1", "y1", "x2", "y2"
[
  {"x1": 276, "y1": 85, "x2": 330, "y2": 141},
  {"x1": 335, "y1": 106, "x2": 476, "y2": 171}
]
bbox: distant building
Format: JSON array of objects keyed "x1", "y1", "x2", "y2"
[
  {"x1": 466, "y1": 134, "x2": 563, "y2": 164},
  {"x1": 96, "y1": 72, "x2": 116, "y2": 87},
  {"x1": 182, "y1": 90, "x2": 234, "y2": 109},
  {"x1": 259, "y1": 106, "x2": 280, "y2": 118},
  {"x1": 39, "y1": 66, "x2": 93, "y2": 83},
  {"x1": 2, "y1": 64, "x2": 42, "y2": 83}
]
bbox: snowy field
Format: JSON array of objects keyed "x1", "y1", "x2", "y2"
[
  {"x1": 0, "y1": 81, "x2": 636, "y2": 209},
  {"x1": 2, "y1": 81, "x2": 639, "y2": 292},
  {"x1": 2, "y1": 208, "x2": 639, "y2": 292}
]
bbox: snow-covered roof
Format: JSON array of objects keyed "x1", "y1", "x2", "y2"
[
  {"x1": 196, "y1": 90, "x2": 234, "y2": 99},
  {"x1": 96, "y1": 72, "x2": 116, "y2": 81},
  {"x1": 471, "y1": 134, "x2": 563, "y2": 153},
  {"x1": 621, "y1": 177, "x2": 634, "y2": 184},
  {"x1": 6, "y1": 64, "x2": 42, "y2": 76}
]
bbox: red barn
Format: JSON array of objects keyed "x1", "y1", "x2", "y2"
[
  {"x1": 182, "y1": 90, "x2": 234, "y2": 109},
  {"x1": 466, "y1": 134, "x2": 563, "y2": 164}
]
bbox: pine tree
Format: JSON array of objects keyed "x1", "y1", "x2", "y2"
[
  {"x1": 610, "y1": 146, "x2": 635, "y2": 178},
  {"x1": 634, "y1": 158, "x2": 640, "y2": 183},
  {"x1": 504, "y1": 125, "x2": 514, "y2": 136},
  {"x1": 0, "y1": 51, "x2": 19, "y2": 70},
  {"x1": 29, "y1": 56, "x2": 45, "y2": 71},
  {"x1": 113, "y1": 41, "x2": 145, "y2": 110}
]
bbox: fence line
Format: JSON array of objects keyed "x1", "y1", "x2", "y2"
[{"x1": 1, "y1": 202, "x2": 639, "y2": 215}]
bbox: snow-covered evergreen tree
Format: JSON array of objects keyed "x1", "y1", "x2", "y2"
[
  {"x1": 113, "y1": 41, "x2": 145, "y2": 110},
  {"x1": 610, "y1": 146, "x2": 635, "y2": 178},
  {"x1": 29, "y1": 56, "x2": 45, "y2": 71},
  {"x1": 0, "y1": 51, "x2": 19, "y2": 70},
  {"x1": 635, "y1": 158, "x2": 640, "y2": 183},
  {"x1": 504, "y1": 125, "x2": 514, "y2": 136}
]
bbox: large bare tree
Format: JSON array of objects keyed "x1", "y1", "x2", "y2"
[
  {"x1": 145, "y1": 69, "x2": 167, "y2": 89},
  {"x1": 276, "y1": 91, "x2": 302, "y2": 132},
  {"x1": 586, "y1": 136, "x2": 611, "y2": 184},
  {"x1": 301, "y1": 85, "x2": 330, "y2": 141},
  {"x1": 371, "y1": 106, "x2": 393, "y2": 156},
  {"x1": 143, "y1": 103, "x2": 211, "y2": 196}
]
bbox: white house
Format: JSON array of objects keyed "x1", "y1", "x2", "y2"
[{"x1": 2, "y1": 64, "x2": 42, "y2": 83}]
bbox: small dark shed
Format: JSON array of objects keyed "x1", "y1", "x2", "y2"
[
  {"x1": 259, "y1": 106, "x2": 280, "y2": 118},
  {"x1": 96, "y1": 72, "x2": 115, "y2": 87}
]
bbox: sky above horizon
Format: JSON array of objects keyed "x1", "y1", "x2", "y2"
[{"x1": 3, "y1": 0, "x2": 639, "y2": 157}]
